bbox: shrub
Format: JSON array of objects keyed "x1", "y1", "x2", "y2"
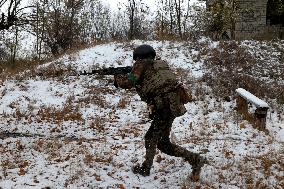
[{"x1": 203, "y1": 41, "x2": 284, "y2": 105}]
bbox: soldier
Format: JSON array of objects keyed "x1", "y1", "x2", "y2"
[{"x1": 114, "y1": 44, "x2": 208, "y2": 181}]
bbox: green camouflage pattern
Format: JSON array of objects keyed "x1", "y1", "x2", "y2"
[
  {"x1": 129, "y1": 58, "x2": 205, "y2": 177},
  {"x1": 141, "y1": 91, "x2": 202, "y2": 175},
  {"x1": 130, "y1": 59, "x2": 186, "y2": 117}
]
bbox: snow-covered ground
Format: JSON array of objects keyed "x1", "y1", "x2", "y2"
[{"x1": 0, "y1": 40, "x2": 283, "y2": 189}]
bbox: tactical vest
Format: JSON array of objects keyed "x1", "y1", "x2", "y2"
[{"x1": 136, "y1": 59, "x2": 178, "y2": 102}]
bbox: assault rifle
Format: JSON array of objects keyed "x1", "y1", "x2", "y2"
[
  {"x1": 80, "y1": 66, "x2": 134, "y2": 88},
  {"x1": 80, "y1": 66, "x2": 132, "y2": 76}
]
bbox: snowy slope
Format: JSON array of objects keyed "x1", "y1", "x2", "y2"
[{"x1": 0, "y1": 40, "x2": 283, "y2": 189}]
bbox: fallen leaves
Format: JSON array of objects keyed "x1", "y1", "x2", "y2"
[
  {"x1": 239, "y1": 123, "x2": 246, "y2": 129},
  {"x1": 18, "y1": 160, "x2": 29, "y2": 176},
  {"x1": 118, "y1": 184, "x2": 125, "y2": 189},
  {"x1": 18, "y1": 167, "x2": 26, "y2": 176},
  {"x1": 95, "y1": 175, "x2": 102, "y2": 181},
  {"x1": 224, "y1": 150, "x2": 234, "y2": 158},
  {"x1": 156, "y1": 154, "x2": 165, "y2": 163}
]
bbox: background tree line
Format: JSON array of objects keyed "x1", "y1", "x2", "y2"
[{"x1": 1, "y1": 0, "x2": 283, "y2": 66}]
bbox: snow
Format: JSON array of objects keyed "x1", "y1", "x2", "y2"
[
  {"x1": 0, "y1": 40, "x2": 283, "y2": 189},
  {"x1": 279, "y1": 129, "x2": 284, "y2": 142},
  {"x1": 236, "y1": 88, "x2": 269, "y2": 108}
]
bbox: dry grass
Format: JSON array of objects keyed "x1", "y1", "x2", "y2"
[
  {"x1": 0, "y1": 59, "x2": 41, "y2": 79},
  {"x1": 181, "y1": 141, "x2": 283, "y2": 188},
  {"x1": 1, "y1": 40, "x2": 283, "y2": 188},
  {"x1": 117, "y1": 97, "x2": 131, "y2": 109},
  {"x1": 89, "y1": 117, "x2": 105, "y2": 132},
  {"x1": 37, "y1": 105, "x2": 83, "y2": 124},
  {"x1": 198, "y1": 41, "x2": 284, "y2": 111},
  {"x1": 0, "y1": 38, "x2": 115, "y2": 78}
]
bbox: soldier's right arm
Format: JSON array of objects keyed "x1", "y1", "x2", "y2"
[
  {"x1": 127, "y1": 60, "x2": 146, "y2": 85},
  {"x1": 114, "y1": 74, "x2": 134, "y2": 89},
  {"x1": 113, "y1": 61, "x2": 145, "y2": 89}
]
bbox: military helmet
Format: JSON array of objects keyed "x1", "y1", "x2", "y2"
[{"x1": 133, "y1": 44, "x2": 156, "y2": 60}]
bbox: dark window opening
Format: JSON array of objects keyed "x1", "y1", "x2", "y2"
[{"x1": 267, "y1": 0, "x2": 284, "y2": 26}]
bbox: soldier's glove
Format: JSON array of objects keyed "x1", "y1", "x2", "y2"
[
  {"x1": 114, "y1": 74, "x2": 134, "y2": 89},
  {"x1": 147, "y1": 104, "x2": 155, "y2": 120},
  {"x1": 177, "y1": 84, "x2": 192, "y2": 104}
]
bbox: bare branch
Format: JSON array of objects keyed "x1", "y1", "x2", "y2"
[
  {"x1": 0, "y1": 0, "x2": 32, "y2": 31},
  {"x1": 0, "y1": 0, "x2": 8, "y2": 7}
]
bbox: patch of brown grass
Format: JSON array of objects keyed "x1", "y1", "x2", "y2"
[
  {"x1": 0, "y1": 39, "x2": 114, "y2": 80},
  {"x1": 117, "y1": 97, "x2": 130, "y2": 109},
  {"x1": 34, "y1": 62, "x2": 77, "y2": 80},
  {"x1": 37, "y1": 104, "x2": 83, "y2": 124},
  {"x1": 89, "y1": 117, "x2": 105, "y2": 132},
  {"x1": 0, "y1": 59, "x2": 41, "y2": 79},
  {"x1": 201, "y1": 41, "x2": 284, "y2": 111}
]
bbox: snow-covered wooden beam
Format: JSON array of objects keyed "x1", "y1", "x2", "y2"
[
  {"x1": 236, "y1": 88, "x2": 269, "y2": 108},
  {"x1": 236, "y1": 88, "x2": 269, "y2": 131}
]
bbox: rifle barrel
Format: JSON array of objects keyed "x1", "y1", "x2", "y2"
[{"x1": 80, "y1": 66, "x2": 132, "y2": 75}]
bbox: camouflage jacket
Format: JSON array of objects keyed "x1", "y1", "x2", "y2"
[{"x1": 128, "y1": 58, "x2": 186, "y2": 118}]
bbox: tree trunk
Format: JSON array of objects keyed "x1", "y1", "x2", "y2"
[
  {"x1": 174, "y1": 0, "x2": 182, "y2": 38},
  {"x1": 128, "y1": 0, "x2": 135, "y2": 40}
]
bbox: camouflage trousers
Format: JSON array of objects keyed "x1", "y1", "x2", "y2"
[{"x1": 142, "y1": 107, "x2": 201, "y2": 170}]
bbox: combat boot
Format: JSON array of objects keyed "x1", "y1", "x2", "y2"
[
  {"x1": 184, "y1": 155, "x2": 208, "y2": 182},
  {"x1": 132, "y1": 163, "x2": 151, "y2": 176}
]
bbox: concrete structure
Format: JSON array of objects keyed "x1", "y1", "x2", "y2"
[
  {"x1": 234, "y1": 0, "x2": 268, "y2": 39},
  {"x1": 206, "y1": 0, "x2": 283, "y2": 40}
]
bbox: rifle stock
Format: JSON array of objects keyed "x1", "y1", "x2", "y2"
[{"x1": 80, "y1": 66, "x2": 132, "y2": 76}]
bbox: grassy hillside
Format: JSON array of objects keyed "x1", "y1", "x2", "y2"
[{"x1": 0, "y1": 39, "x2": 283, "y2": 189}]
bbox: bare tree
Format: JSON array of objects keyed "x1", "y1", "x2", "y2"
[
  {"x1": 155, "y1": 0, "x2": 194, "y2": 39},
  {"x1": 174, "y1": 0, "x2": 182, "y2": 38},
  {"x1": 0, "y1": 0, "x2": 32, "y2": 31},
  {"x1": 0, "y1": 0, "x2": 30, "y2": 65},
  {"x1": 155, "y1": 0, "x2": 177, "y2": 39},
  {"x1": 125, "y1": 0, "x2": 150, "y2": 40},
  {"x1": 127, "y1": 0, "x2": 136, "y2": 40},
  {"x1": 80, "y1": 0, "x2": 111, "y2": 41},
  {"x1": 30, "y1": 0, "x2": 85, "y2": 56},
  {"x1": 110, "y1": 7, "x2": 128, "y2": 40}
]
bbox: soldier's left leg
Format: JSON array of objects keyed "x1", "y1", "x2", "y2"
[
  {"x1": 157, "y1": 118, "x2": 207, "y2": 181},
  {"x1": 156, "y1": 118, "x2": 201, "y2": 160}
]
